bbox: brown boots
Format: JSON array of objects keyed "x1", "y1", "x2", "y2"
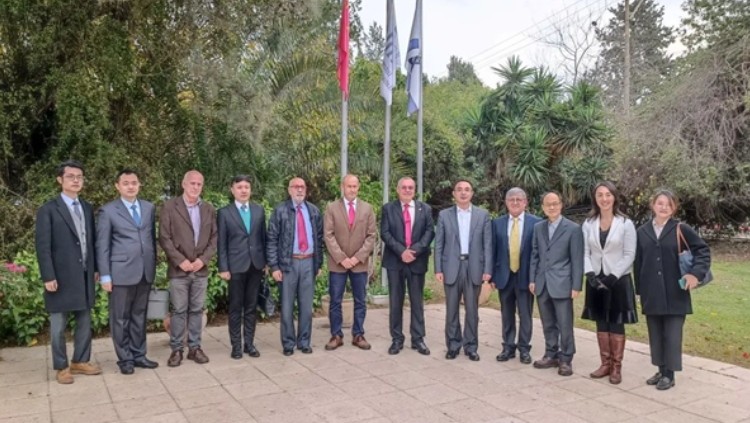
[
  {"x1": 590, "y1": 332, "x2": 611, "y2": 378},
  {"x1": 609, "y1": 333, "x2": 625, "y2": 384},
  {"x1": 590, "y1": 332, "x2": 626, "y2": 384}
]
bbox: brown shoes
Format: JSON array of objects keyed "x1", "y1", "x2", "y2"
[
  {"x1": 167, "y1": 350, "x2": 183, "y2": 367},
  {"x1": 69, "y1": 361, "x2": 102, "y2": 375},
  {"x1": 187, "y1": 347, "x2": 209, "y2": 364},
  {"x1": 532, "y1": 356, "x2": 560, "y2": 369},
  {"x1": 352, "y1": 335, "x2": 371, "y2": 350},
  {"x1": 590, "y1": 332, "x2": 611, "y2": 379},
  {"x1": 325, "y1": 336, "x2": 344, "y2": 351},
  {"x1": 56, "y1": 368, "x2": 74, "y2": 384},
  {"x1": 558, "y1": 362, "x2": 574, "y2": 376}
]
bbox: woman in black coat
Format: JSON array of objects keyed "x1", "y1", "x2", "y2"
[{"x1": 634, "y1": 190, "x2": 711, "y2": 391}]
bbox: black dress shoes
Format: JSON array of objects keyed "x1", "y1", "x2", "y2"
[
  {"x1": 244, "y1": 346, "x2": 260, "y2": 358},
  {"x1": 496, "y1": 350, "x2": 515, "y2": 362},
  {"x1": 646, "y1": 372, "x2": 663, "y2": 385},
  {"x1": 656, "y1": 376, "x2": 675, "y2": 390},
  {"x1": 231, "y1": 348, "x2": 243, "y2": 359},
  {"x1": 133, "y1": 357, "x2": 159, "y2": 369},
  {"x1": 411, "y1": 341, "x2": 430, "y2": 356},
  {"x1": 466, "y1": 351, "x2": 480, "y2": 362},
  {"x1": 388, "y1": 342, "x2": 404, "y2": 355},
  {"x1": 445, "y1": 350, "x2": 459, "y2": 360},
  {"x1": 519, "y1": 352, "x2": 532, "y2": 364},
  {"x1": 283, "y1": 348, "x2": 294, "y2": 356},
  {"x1": 119, "y1": 364, "x2": 134, "y2": 375},
  {"x1": 300, "y1": 346, "x2": 313, "y2": 354}
]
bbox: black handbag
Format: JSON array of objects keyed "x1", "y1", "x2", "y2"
[
  {"x1": 677, "y1": 224, "x2": 713, "y2": 288},
  {"x1": 257, "y1": 278, "x2": 277, "y2": 317}
]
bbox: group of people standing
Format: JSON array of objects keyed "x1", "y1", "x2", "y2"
[{"x1": 36, "y1": 160, "x2": 710, "y2": 393}]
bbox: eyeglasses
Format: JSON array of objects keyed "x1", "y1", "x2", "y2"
[
  {"x1": 506, "y1": 198, "x2": 526, "y2": 203},
  {"x1": 289, "y1": 185, "x2": 306, "y2": 190},
  {"x1": 543, "y1": 202, "x2": 562, "y2": 208},
  {"x1": 63, "y1": 174, "x2": 85, "y2": 181}
]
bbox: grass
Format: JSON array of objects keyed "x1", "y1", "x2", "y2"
[{"x1": 426, "y1": 259, "x2": 750, "y2": 369}]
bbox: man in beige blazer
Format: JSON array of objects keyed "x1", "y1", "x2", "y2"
[
  {"x1": 159, "y1": 170, "x2": 218, "y2": 367},
  {"x1": 323, "y1": 174, "x2": 378, "y2": 350}
]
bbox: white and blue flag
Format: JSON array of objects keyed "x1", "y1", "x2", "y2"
[
  {"x1": 405, "y1": 0, "x2": 422, "y2": 116},
  {"x1": 380, "y1": 0, "x2": 400, "y2": 106}
]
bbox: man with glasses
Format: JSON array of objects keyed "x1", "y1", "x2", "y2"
[
  {"x1": 381, "y1": 177, "x2": 434, "y2": 356},
  {"x1": 529, "y1": 191, "x2": 584, "y2": 376},
  {"x1": 491, "y1": 188, "x2": 541, "y2": 364},
  {"x1": 36, "y1": 160, "x2": 102, "y2": 384},
  {"x1": 267, "y1": 177, "x2": 323, "y2": 356}
]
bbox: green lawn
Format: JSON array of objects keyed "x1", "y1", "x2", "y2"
[{"x1": 428, "y1": 260, "x2": 750, "y2": 369}]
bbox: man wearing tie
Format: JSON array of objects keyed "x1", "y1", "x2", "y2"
[
  {"x1": 529, "y1": 191, "x2": 584, "y2": 376},
  {"x1": 434, "y1": 180, "x2": 493, "y2": 361},
  {"x1": 323, "y1": 174, "x2": 377, "y2": 350},
  {"x1": 217, "y1": 175, "x2": 267, "y2": 359},
  {"x1": 267, "y1": 177, "x2": 324, "y2": 356},
  {"x1": 381, "y1": 177, "x2": 435, "y2": 355},
  {"x1": 96, "y1": 169, "x2": 158, "y2": 374},
  {"x1": 159, "y1": 170, "x2": 218, "y2": 367},
  {"x1": 492, "y1": 188, "x2": 541, "y2": 364},
  {"x1": 36, "y1": 160, "x2": 102, "y2": 384}
]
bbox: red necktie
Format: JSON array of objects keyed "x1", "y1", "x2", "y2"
[
  {"x1": 296, "y1": 205, "x2": 309, "y2": 252},
  {"x1": 348, "y1": 201, "x2": 355, "y2": 228},
  {"x1": 403, "y1": 203, "x2": 412, "y2": 248}
]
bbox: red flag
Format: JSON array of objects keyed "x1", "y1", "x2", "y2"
[{"x1": 337, "y1": 0, "x2": 350, "y2": 98}]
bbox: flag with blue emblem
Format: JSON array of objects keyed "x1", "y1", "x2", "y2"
[
  {"x1": 405, "y1": 0, "x2": 422, "y2": 117},
  {"x1": 380, "y1": 0, "x2": 400, "y2": 106}
]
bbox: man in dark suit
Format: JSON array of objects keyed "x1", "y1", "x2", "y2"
[
  {"x1": 491, "y1": 187, "x2": 541, "y2": 364},
  {"x1": 434, "y1": 180, "x2": 493, "y2": 361},
  {"x1": 96, "y1": 169, "x2": 158, "y2": 374},
  {"x1": 159, "y1": 170, "x2": 218, "y2": 367},
  {"x1": 381, "y1": 177, "x2": 435, "y2": 355},
  {"x1": 267, "y1": 177, "x2": 324, "y2": 356},
  {"x1": 529, "y1": 191, "x2": 584, "y2": 376},
  {"x1": 323, "y1": 174, "x2": 378, "y2": 351},
  {"x1": 218, "y1": 175, "x2": 267, "y2": 359},
  {"x1": 36, "y1": 160, "x2": 102, "y2": 384}
]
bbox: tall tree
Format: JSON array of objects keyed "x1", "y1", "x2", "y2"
[
  {"x1": 361, "y1": 21, "x2": 384, "y2": 61},
  {"x1": 589, "y1": 0, "x2": 674, "y2": 110},
  {"x1": 446, "y1": 56, "x2": 482, "y2": 86},
  {"x1": 681, "y1": 0, "x2": 750, "y2": 50}
]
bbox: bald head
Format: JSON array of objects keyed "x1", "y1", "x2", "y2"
[
  {"x1": 341, "y1": 174, "x2": 360, "y2": 202},
  {"x1": 182, "y1": 170, "x2": 204, "y2": 203}
]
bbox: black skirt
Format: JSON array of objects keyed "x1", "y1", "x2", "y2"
[{"x1": 581, "y1": 273, "x2": 638, "y2": 324}]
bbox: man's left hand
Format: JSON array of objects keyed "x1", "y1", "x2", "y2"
[
  {"x1": 191, "y1": 259, "x2": 205, "y2": 272},
  {"x1": 571, "y1": 290, "x2": 580, "y2": 299}
]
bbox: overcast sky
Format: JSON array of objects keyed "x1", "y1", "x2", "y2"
[{"x1": 359, "y1": 0, "x2": 686, "y2": 86}]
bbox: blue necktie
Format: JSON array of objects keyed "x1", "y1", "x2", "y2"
[
  {"x1": 131, "y1": 204, "x2": 141, "y2": 226},
  {"x1": 240, "y1": 205, "x2": 251, "y2": 233}
]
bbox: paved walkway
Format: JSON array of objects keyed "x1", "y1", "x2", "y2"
[{"x1": 1, "y1": 305, "x2": 749, "y2": 423}]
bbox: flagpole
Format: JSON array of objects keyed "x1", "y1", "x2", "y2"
[
  {"x1": 416, "y1": 1, "x2": 424, "y2": 201},
  {"x1": 341, "y1": 93, "x2": 348, "y2": 179}
]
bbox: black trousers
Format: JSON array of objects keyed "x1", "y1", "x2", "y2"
[
  {"x1": 646, "y1": 314, "x2": 686, "y2": 371},
  {"x1": 110, "y1": 278, "x2": 150, "y2": 367},
  {"x1": 387, "y1": 267, "x2": 426, "y2": 344},
  {"x1": 499, "y1": 272, "x2": 534, "y2": 353},
  {"x1": 228, "y1": 266, "x2": 264, "y2": 349}
]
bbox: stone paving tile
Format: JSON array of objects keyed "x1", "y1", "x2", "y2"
[
  {"x1": 385, "y1": 405, "x2": 456, "y2": 423},
  {"x1": 0, "y1": 396, "x2": 49, "y2": 420},
  {"x1": 253, "y1": 408, "x2": 326, "y2": 423},
  {"x1": 517, "y1": 407, "x2": 590, "y2": 423},
  {"x1": 50, "y1": 386, "x2": 112, "y2": 412},
  {"x1": 480, "y1": 391, "x2": 548, "y2": 415},
  {"x1": 377, "y1": 370, "x2": 435, "y2": 390},
  {"x1": 289, "y1": 385, "x2": 351, "y2": 408},
  {"x1": 360, "y1": 391, "x2": 427, "y2": 417},
  {"x1": 594, "y1": 391, "x2": 669, "y2": 415},
  {"x1": 223, "y1": 378, "x2": 283, "y2": 401},
  {"x1": 158, "y1": 371, "x2": 220, "y2": 394},
  {"x1": 183, "y1": 400, "x2": 254, "y2": 423},
  {"x1": 310, "y1": 401, "x2": 384, "y2": 423},
  {"x1": 107, "y1": 377, "x2": 169, "y2": 402},
  {"x1": 338, "y1": 377, "x2": 398, "y2": 398},
  {"x1": 404, "y1": 383, "x2": 469, "y2": 406},
  {"x1": 241, "y1": 392, "x2": 299, "y2": 419},
  {"x1": 112, "y1": 395, "x2": 179, "y2": 421},
  {"x1": 629, "y1": 378, "x2": 730, "y2": 406},
  {"x1": 51, "y1": 403, "x2": 119, "y2": 423},
  {"x1": 681, "y1": 397, "x2": 750, "y2": 423},
  {"x1": 207, "y1": 363, "x2": 266, "y2": 385},
  {"x1": 437, "y1": 397, "x2": 511, "y2": 422},
  {"x1": 558, "y1": 398, "x2": 636, "y2": 422},
  {"x1": 121, "y1": 411, "x2": 188, "y2": 423},
  {"x1": 643, "y1": 408, "x2": 721, "y2": 423},
  {"x1": 0, "y1": 382, "x2": 49, "y2": 400},
  {"x1": 0, "y1": 413, "x2": 52, "y2": 423},
  {"x1": 0, "y1": 369, "x2": 48, "y2": 386},
  {"x1": 171, "y1": 385, "x2": 235, "y2": 410}
]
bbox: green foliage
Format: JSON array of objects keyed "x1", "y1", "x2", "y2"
[
  {"x1": 682, "y1": 0, "x2": 750, "y2": 50},
  {"x1": 314, "y1": 261, "x2": 330, "y2": 311},
  {"x1": 0, "y1": 251, "x2": 46, "y2": 346},
  {"x1": 205, "y1": 264, "x2": 229, "y2": 319}
]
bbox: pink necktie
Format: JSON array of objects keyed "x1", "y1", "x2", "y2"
[
  {"x1": 403, "y1": 203, "x2": 412, "y2": 248},
  {"x1": 348, "y1": 201, "x2": 355, "y2": 228},
  {"x1": 296, "y1": 205, "x2": 308, "y2": 252}
]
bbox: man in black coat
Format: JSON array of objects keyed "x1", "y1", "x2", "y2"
[
  {"x1": 218, "y1": 175, "x2": 267, "y2": 359},
  {"x1": 35, "y1": 160, "x2": 102, "y2": 384},
  {"x1": 381, "y1": 177, "x2": 435, "y2": 356}
]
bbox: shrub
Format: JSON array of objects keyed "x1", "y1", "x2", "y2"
[{"x1": 0, "y1": 251, "x2": 46, "y2": 346}]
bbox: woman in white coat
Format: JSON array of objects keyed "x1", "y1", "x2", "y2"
[{"x1": 581, "y1": 182, "x2": 638, "y2": 384}]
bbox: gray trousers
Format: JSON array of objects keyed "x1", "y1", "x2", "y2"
[
  {"x1": 444, "y1": 260, "x2": 481, "y2": 353},
  {"x1": 537, "y1": 286, "x2": 576, "y2": 362},
  {"x1": 169, "y1": 274, "x2": 208, "y2": 351},
  {"x1": 646, "y1": 314, "x2": 686, "y2": 371},
  {"x1": 50, "y1": 309, "x2": 92, "y2": 370},
  {"x1": 499, "y1": 272, "x2": 534, "y2": 354},
  {"x1": 280, "y1": 257, "x2": 314, "y2": 350},
  {"x1": 110, "y1": 279, "x2": 150, "y2": 366}
]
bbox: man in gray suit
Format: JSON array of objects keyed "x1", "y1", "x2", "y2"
[
  {"x1": 96, "y1": 169, "x2": 158, "y2": 375},
  {"x1": 529, "y1": 191, "x2": 584, "y2": 376},
  {"x1": 434, "y1": 180, "x2": 493, "y2": 361}
]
